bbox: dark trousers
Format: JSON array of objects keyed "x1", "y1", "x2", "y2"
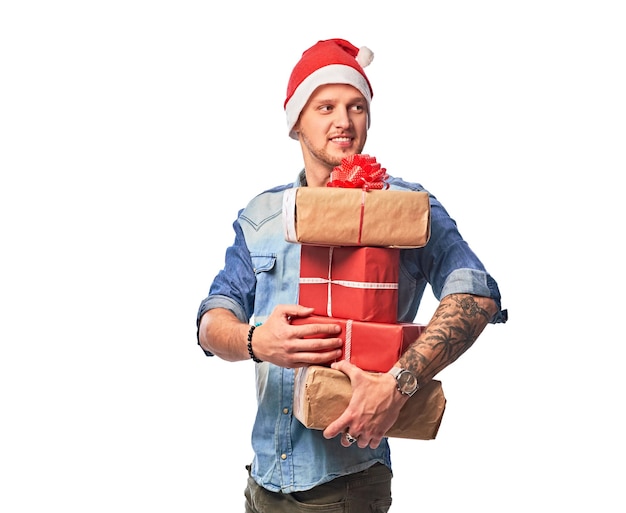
[{"x1": 244, "y1": 463, "x2": 392, "y2": 512}]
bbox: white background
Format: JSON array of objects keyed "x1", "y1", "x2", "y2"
[{"x1": 1, "y1": 1, "x2": 624, "y2": 511}]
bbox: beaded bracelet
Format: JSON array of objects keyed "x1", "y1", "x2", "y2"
[{"x1": 247, "y1": 325, "x2": 262, "y2": 363}]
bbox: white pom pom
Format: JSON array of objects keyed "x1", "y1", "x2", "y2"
[{"x1": 356, "y1": 46, "x2": 374, "y2": 68}]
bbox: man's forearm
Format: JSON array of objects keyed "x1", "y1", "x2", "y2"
[
  {"x1": 399, "y1": 293, "x2": 497, "y2": 383},
  {"x1": 198, "y1": 308, "x2": 250, "y2": 362}
]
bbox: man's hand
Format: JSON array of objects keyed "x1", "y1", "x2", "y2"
[
  {"x1": 322, "y1": 360, "x2": 407, "y2": 449},
  {"x1": 251, "y1": 305, "x2": 344, "y2": 368}
]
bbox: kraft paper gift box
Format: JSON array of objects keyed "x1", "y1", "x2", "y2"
[
  {"x1": 293, "y1": 365, "x2": 446, "y2": 440},
  {"x1": 290, "y1": 315, "x2": 424, "y2": 373},
  {"x1": 299, "y1": 245, "x2": 400, "y2": 323},
  {"x1": 282, "y1": 187, "x2": 431, "y2": 248}
]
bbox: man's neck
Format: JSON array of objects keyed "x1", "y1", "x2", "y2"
[{"x1": 303, "y1": 168, "x2": 332, "y2": 187}]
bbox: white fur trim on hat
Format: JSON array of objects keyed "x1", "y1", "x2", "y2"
[{"x1": 286, "y1": 65, "x2": 372, "y2": 139}]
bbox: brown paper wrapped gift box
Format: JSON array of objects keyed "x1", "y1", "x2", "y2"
[
  {"x1": 282, "y1": 187, "x2": 431, "y2": 248},
  {"x1": 294, "y1": 365, "x2": 446, "y2": 440}
]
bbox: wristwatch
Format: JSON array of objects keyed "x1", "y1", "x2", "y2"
[{"x1": 388, "y1": 367, "x2": 420, "y2": 397}]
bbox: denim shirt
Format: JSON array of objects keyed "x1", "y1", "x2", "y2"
[{"x1": 197, "y1": 171, "x2": 506, "y2": 493}]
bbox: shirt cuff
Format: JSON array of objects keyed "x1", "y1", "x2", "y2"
[
  {"x1": 196, "y1": 295, "x2": 249, "y2": 355},
  {"x1": 440, "y1": 268, "x2": 507, "y2": 324}
]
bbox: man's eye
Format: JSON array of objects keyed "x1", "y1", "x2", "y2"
[
  {"x1": 351, "y1": 104, "x2": 365, "y2": 112},
  {"x1": 319, "y1": 105, "x2": 333, "y2": 112}
]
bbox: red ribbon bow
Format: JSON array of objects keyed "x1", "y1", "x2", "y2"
[{"x1": 327, "y1": 154, "x2": 389, "y2": 190}]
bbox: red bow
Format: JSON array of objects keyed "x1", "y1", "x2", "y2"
[{"x1": 327, "y1": 154, "x2": 389, "y2": 190}]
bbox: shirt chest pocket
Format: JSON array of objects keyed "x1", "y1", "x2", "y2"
[{"x1": 251, "y1": 253, "x2": 277, "y2": 275}]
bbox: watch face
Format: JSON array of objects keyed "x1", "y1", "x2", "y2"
[{"x1": 398, "y1": 370, "x2": 418, "y2": 394}]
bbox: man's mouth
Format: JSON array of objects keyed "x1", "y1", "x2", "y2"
[{"x1": 330, "y1": 136, "x2": 352, "y2": 143}]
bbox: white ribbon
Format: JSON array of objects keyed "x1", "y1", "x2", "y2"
[
  {"x1": 282, "y1": 188, "x2": 298, "y2": 243},
  {"x1": 344, "y1": 319, "x2": 353, "y2": 362}
]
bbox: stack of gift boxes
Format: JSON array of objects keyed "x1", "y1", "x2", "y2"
[{"x1": 283, "y1": 155, "x2": 446, "y2": 440}]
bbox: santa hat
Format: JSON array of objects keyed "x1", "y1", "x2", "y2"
[{"x1": 284, "y1": 38, "x2": 374, "y2": 140}]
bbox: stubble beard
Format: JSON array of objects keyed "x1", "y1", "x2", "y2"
[{"x1": 300, "y1": 129, "x2": 364, "y2": 172}]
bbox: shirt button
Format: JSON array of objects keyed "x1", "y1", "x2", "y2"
[
  {"x1": 281, "y1": 453, "x2": 287, "y2": 460},
  {"x1": 283, "y1": 407, "x2": 289, "y2": 414}
]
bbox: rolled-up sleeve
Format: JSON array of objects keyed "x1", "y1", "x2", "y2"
[{"x1": 196, "y1": 214, "x2": 257, "y2": 354}]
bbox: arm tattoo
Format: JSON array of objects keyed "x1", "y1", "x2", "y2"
[{"x1": 399, "y1": 294, "x2": 493, "y2": 381}]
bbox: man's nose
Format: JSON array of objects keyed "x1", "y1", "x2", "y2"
[{"x1": 333, "y1": 107, "x2": 351, "y2": 129}]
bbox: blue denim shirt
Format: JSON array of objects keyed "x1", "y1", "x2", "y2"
[{"x1": 197, "y1": 171, "x2": 506, "y2": 493}]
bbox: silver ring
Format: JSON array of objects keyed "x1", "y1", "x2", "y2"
[{"x1": 345, "y1": 432, "x2": 358, "y2": 444}]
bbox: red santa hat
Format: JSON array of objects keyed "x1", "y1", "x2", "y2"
[{"x1": 284, "y1": 38, "x2": 374, "y2": 140}]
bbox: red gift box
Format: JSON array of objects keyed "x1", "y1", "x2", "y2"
[
  {"x1": 299, "y1": 246, "x2": 399, "y2": 323},
  {"x1": 291, "y1": 315, "x2": 424, "y2": 373}
]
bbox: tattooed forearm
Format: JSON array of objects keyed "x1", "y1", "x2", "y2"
[{"x1": 399, "y1": 294, "x2": 497, "y2": 383}]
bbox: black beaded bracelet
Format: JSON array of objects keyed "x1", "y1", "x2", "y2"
[{"x1": 247, "y1": 325, "x2": 262, "y2": 363}]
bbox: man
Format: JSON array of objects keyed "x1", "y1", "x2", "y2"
[{"x1": 197, "y1": 38, "x2": 507, "y2": 512}]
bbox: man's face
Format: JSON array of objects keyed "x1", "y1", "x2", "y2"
[{"x1": 294, "y1": 83, "x2": 368, "y2": 186}]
